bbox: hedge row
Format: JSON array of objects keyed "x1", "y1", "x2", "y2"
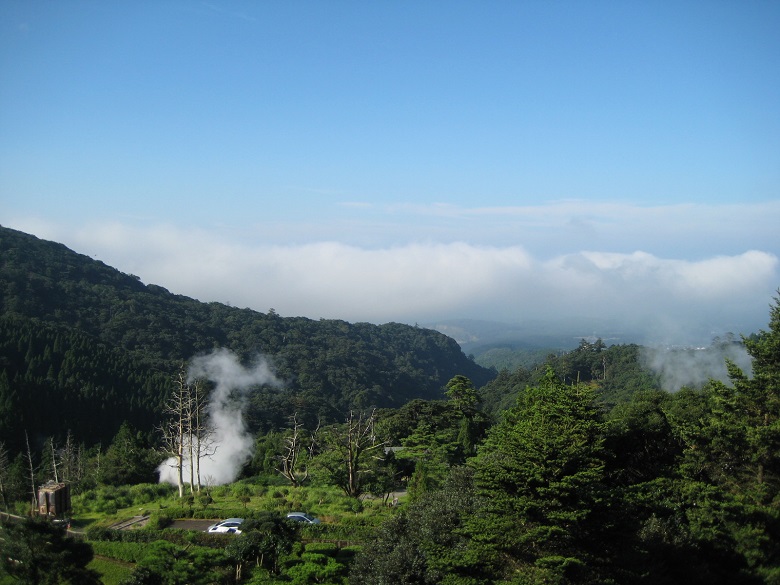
[{"x1": 86, "y1": 526, "x2": 226, "y2": 548}]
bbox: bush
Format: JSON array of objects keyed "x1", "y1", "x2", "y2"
[
  {"x1": 304, "y1": 542, "x2": 339, "y2": 556},
  {"x1": 286, "y1": 553, "x2": 346, "y2": 584},
  {"x1": 91, "y1": 540, "x2": 148, "y2": 563},
  {"x1": 298, "y1": 516, "x2": 378, "y2": 543},
  {"x1": 232, "y1": 484, "x2": 253, "y2": 497},
  {"x1": 127, "y1": 483, "x2": 171, "y2": 505},
  {"x1": 87, "y1": 556, "x2": 134, "y2": 585},
  {"x1": 336, "y1": 545, "x2": 362, "y2": 564},
  {"x1": 146, "y1": 513, "x2": 173, "y2": 530}
]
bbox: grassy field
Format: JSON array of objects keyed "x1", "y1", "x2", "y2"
[
  {"x1": 72, "y1": 477, "x2": 402, "y2": 530},
  {"x1": 88, "y1": 556, "x2": 135, "y2": 585},
  {"x1": 66, "y1": 477, "x2": 404, "y2": 584}
]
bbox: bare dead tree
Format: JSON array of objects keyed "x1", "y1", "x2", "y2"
[
  {"x1": 57, "y1": 430, "x2": 79, "y2": 485},
  {"x1": 92, "y1": 444, "x2": 101, "y2": 486},
  {"x1": 276, "y1": 413, "x2": 319, "y2": 487},
  {"x1": 160, "y1": 366, "x2": 218, "y2": 497},
  {"x1": 186, "y1": 378, "x2": 196, "y2": 495},
  {"x1": 324, "y1": 410, "x2": 386, "y2": 498},
  {"x1": 0, "y1": 441, "x2": 9, "y2": 511},
  {"x1": 49, "y1": 437, "x2": 59, "y2": 483},
  {"x1": 24, "y1": 431, "x2": 37, "y2": 514},
  {"x1": 189, "y1": 378, "x2": 216, "y2": 493},
  {"x1": 159, "y1": 367, "x2": 191, "y2": 498}
]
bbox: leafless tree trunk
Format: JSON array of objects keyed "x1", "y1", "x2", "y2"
[
  {"x1": 277, "y1": 413, "x2": 318, "y2": 487},
  {"x1": 160, "y1": 367, "x2": 216, "y2": 498},
  {"x1": 58, "y1": 430, "x2": 79, "y2": 485},
  {"x1": 190, "y1": 378, "x2": 216, "y2": 492},
  {"x1": 160, "y1": 367, "x2": 191, "y2": 498},
  {"x1": 0, "y1": 441, "x2": 9, "y2": 511},
  {"x1": 25, "y1": 431, "x2": 37, "y2": 514},
  {"x1": 186, "y1": 383, "x2": 195, "y2": 494},
  {"x1": 49, "y1": 437, "x2": 59, "y2": 483},
  {"x1": 92, "y1": 444, "x2": 101, "y2": 486},
  {"x1": 329, "y1": 410, "x2": 385, "y2": 498}
]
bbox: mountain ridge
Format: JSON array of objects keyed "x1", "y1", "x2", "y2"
[{"x1": 0, "y1": 225, "x2": 494, "y2": 449}]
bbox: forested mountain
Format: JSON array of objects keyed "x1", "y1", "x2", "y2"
[{"x1": 0, "y1": 226, "x2": 493, "y2": 452}]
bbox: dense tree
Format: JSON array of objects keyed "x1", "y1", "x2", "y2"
[
  {"x1": 467, "y1": 367, "x2": 607, "y2": 583},
  {"x1": 477, "y1": 366, "x2": 536, "y2": 417},
  {"x1": 0, "y1": 314, "x2": 171, "y2": 454},
  {"x1": 350, "y1": 467, "x2": 484, "y2": 585},
  {"x1": 603, "y1": 390, "x2": 682, "y2": 485},
  {"x1": 0, "y1": 517, "x2": 101, "y2": 584},
  {"x1": 248, "y1": 430, "x2": 284, "y2": 476},
  {"x1": 100, "y1": 421, "x2": 158, "y2": 487},
  {"x1": 698, "y1": 293, "x2": 780, "y2": 501},
  {"x1": 445, "y1": 375, "x2": 480, "y2": 416},
  {"x1": 120, "y1": 539, "x2": 228, "y2": 585},
  {"x1": 225, "y1": 513, "x2": 297, "y2": 578},
  {"x1": 445, "y1": 375, "x2": 489, "y2": 459},
  {"x1": 642, "y1": 293, "x2": 780, "y2": 581}
]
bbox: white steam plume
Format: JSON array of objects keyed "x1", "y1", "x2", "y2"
[
  {"x1": 640, "y1": 340, "x2": 753, "y2": 392},
  {"x1": 158, "y1": 348, "x2": 281, "y2": 487}
]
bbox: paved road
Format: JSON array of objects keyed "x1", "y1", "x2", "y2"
[{"x1": 170, "y1": 519, "x2": 215, "y2": 532}]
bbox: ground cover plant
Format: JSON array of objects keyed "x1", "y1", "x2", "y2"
[{"x1": 66, "y1": 478, "x2": 392, "y2": 583}]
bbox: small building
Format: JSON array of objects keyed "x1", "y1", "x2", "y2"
[{"x1": 37, "y1": 481, "x2": 71, "y2": 518}]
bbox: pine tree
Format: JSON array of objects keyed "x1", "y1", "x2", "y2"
[
  {"x1": 697, "y1": 292, "x2": 780, "y2": 503},
  {"x1": 467, "y1": 367, "x2": 606, "y2": 583}
]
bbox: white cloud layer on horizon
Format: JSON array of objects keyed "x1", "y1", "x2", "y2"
[{"x1": 5, "y1": 213, "x2": 779, "y2": 344}]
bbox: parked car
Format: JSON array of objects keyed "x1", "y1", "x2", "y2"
[
  {"x1": 286, "y1": 512, "x2": 320, "y2": 524},
  {"x1": 207, "y1": 518, "x2": 244, "y2": 534}
]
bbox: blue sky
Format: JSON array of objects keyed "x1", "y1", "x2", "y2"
[{"x1": 1, "y1": 1, "x2": 779, "y2": 342}]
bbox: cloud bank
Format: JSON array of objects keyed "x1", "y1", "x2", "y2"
[{"x1": 8, "y1": 209, "x2": 779, "y2": 344}]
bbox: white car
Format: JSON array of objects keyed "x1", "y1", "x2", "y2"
[
  {"x1": 207, "y1": 518, "x2": 244, "y2": 534},
  {"x1": 286, "y1": 512, "x2": 320, "y2": 524}
]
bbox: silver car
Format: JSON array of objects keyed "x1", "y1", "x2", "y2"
[
  {"x1": 286, "y1": 512, "x2": 320, "y2": 524},
  {"x1": 207, "y1": 518, "x2": 244, "y2": 534}
]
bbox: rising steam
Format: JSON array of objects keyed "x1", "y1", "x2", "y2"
[
  {"x1": 158, "y1": 348, "x2": 281, "y2": 487},
  {"x1": 640, "y1": 339, "x2": 753, "y2": 391}
]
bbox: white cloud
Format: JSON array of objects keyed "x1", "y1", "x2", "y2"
[{"x1": 6, "y1": 204, "x2": 778, "y2": 344}]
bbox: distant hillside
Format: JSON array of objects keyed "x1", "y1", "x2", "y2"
[
  {"x1": 430, "y1": 318, "x2": 645, "y2": 353},
  {"x1": 430, "y1": 317, "x2": 660, "y2": 373},
  {"x1": 0, "y1": 226, "x2": 494, "y2": 450}
]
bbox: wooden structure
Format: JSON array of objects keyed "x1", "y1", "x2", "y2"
[{"x1": 37, "y1": 481, "x2": 71, "y2": 518}]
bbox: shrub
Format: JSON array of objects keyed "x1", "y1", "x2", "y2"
[
  {"x1": 91, "y1": 540, "x2": 148, "y2": 563},
  {"x1": 286, "y1": 553, "x2": 346, "y2": 584},
  {"x1": 336, "y1": 545, "x2": 362, "y2": 564},
  {"x1": 146, "y1": 513, "x2": 173, "y2": 530},
  {"x1": 87, "y1": 556, "x2": 134, "y2": 585},
  {"x1": 304, "y1": 542, "x2": 339, "y2": 556},
  {"x1": 232, "y1": 484, "x2": 253, "y2": 497}
]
